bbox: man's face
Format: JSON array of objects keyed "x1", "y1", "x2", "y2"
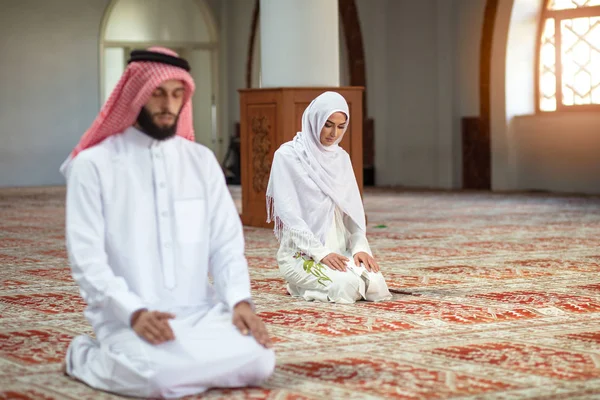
[
  {"x1": 136, "y1": 79, "x2": 186, "y2": 140},
  {"x1": 146, "y1": 79, "x2": 185, "y2": 127}
]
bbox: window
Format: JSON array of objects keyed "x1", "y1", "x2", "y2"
[{"x1": 538, "y1": 0, "x2": 600, "y2": 111}]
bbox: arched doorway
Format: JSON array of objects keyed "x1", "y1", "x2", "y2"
[{"x1": 99, "y1": 0, "x2": 222, "y2": 157}]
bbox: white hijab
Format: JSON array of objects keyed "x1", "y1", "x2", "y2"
[{"x1": 266, "y1": 91, "x2": 366, "y2": 249}]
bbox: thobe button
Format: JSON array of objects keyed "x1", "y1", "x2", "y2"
[
  {"x1": 159, "y1": 182, "x2": 166, "y2": 189},
  {"x1": 154, "y1": 152, "x2": 161, "y2": 159},
  {"x1": 161, "y1": 211, "x2": 168, "y2": 217},
  {"x1": 164, "y1": 242, "x2": 171, "y2": 248}
]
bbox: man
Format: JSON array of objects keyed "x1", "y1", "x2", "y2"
[{"x1": 61, "y1": 47, "x2": 275, "y2": 399}]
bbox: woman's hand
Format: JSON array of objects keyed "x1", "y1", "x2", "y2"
[
  {"x1": 353, "y1": 252, "x2": 380, "y2": 272},
  {"x1": 321, "y1": 253, "x2": 349, "y2": 271}
]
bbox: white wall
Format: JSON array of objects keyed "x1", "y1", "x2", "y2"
[
  {"x1": 355, "y1": 0, "x2": 389, "y2": 185},
  {"x1": 0, "y1": 0, "x2": 110, "y2": 187},
  {"x1": 357, "y1": 0, "x2": 437, "y2": 187},
  {"x1": 356, "y1": 0, "x2": 484, "y2": 188},
  {"x1": 454, "y1": 0, "x2": 486, "y2": 187},
  {"x1": 512, "y1": 113, "x2": 600, "y2": 194},
  {"x1": 455, "y1": 0, "x2": 485, "y2": 120},
  {"x1": 222, "y1": 0, "x2": 255, "y2": 143},
  {"x1": 380, "y1": 0, "x2": 440, "y2": 187},
  {"x1": 491, "y1": 0, "x2": 541, "y2": 192}
]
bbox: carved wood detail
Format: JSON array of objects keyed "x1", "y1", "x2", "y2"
[{"x1": 251, "y1": 115, "x2": 272, "y2": 193}]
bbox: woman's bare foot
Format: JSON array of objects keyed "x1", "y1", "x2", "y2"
[{"x1": 61, "y1": 361, "x2": 68, "y2": 376}]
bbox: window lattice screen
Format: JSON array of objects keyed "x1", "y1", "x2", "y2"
[{"x1": 539, "y1": 0, "x2": 600, "y2": 110}]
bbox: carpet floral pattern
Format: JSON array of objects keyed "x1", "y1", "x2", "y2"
[{"x1": 1, "y1": 186, "x2": 600, "y2": 399}]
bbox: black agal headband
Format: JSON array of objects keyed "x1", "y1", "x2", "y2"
[{"x1": 127, "y1": 50, "x2": 191, "y2": 72}]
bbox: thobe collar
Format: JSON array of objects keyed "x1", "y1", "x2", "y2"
[{"x1": 124, "y1": 126, "x2": 176, "y2": 149}]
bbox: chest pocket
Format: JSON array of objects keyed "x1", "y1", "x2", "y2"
[{"x1": 174, "y1": 198, "x2": 206, "y2": 243}]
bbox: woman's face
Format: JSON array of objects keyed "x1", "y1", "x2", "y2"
[{"x1": 319, "y1": 112, "x2": 348, "y2": 146}]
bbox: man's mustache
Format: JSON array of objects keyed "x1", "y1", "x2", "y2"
[{"x1": 153, "y1": 112, "x2": 177, "y2": 118}]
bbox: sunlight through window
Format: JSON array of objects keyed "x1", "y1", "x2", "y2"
[{"x1": 539, "y1": 0, "x2": 600, "y2": 110}]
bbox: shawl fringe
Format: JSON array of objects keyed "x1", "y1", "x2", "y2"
[{"x1": 266, "y1": 196, "x2": 315, "y2": 251}]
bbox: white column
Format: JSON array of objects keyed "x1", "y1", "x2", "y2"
[{"x1": 260, "y1": 0, "x2": 340, "y2": 87}]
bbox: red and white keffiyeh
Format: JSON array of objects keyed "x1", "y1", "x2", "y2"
[{"x1": 60, "y1": 47, "x2": 196, "y2": 175}]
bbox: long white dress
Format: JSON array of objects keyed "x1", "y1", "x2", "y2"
[
  {"x1": 278, "y1": 207, "x2": 392, "y2": 304},
  {"x1": 64, "y1": 127, "x2": 275, "y2": 399}
]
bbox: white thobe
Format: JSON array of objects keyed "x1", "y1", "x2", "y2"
[
  {"x1": 64, "y1": 127, "x2": 275, "y2": 399},
  {"x1": 278, "y1": 207, "x2": 392, "y2": 303}
]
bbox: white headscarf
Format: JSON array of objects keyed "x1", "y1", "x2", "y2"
[{"x1": 266, "y1": 91, "x2": 366, "y2": 249}]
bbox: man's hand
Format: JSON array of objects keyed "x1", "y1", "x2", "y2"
[
  {"x1": 232, "y1": 301, "x2": 272, "y2": 349},
  {"x1": 354, "y1": 251, "x2": 380, "y2": 272},
  {"x1": 131, "y1": 309, "x2": 176, "y2": 345},
  {"x1": 321, "y1": 253, "x2": 349, "y2": 271}
]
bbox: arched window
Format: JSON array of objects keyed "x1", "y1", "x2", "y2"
[{"x1": 538, "y1": 0, "x2": 600, "y2": 111}]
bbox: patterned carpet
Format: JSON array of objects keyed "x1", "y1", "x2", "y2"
[{"x1": 1, "y1": 186, "x2": 600, "y2": 399}]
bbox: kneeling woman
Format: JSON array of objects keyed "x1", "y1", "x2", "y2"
[{"x1": 266, "y1": 91, "x2": 392, "y2": 304}]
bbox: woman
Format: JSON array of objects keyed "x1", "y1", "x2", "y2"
[{"x1": 266, "y1": 91, "x2": 392, "y2": 304}]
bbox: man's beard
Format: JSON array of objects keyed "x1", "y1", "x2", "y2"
[{"x1": 136, "y1": 107, "x2": 179, "y2": 141}]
